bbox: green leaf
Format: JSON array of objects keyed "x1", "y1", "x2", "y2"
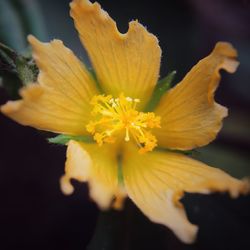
[
  {"x1": 196, "y1": 145, "x2": 250, "y2": 179},
  {"x1": 0, "y1": 0, "x2": 48, "y2": 53},
  {"x1": 48, "y1": 134, "x2": 94, "y2": 145},
  {"x1": 0, "y1": 0, "x2": 27, "y2": 52},
  {"x1": 0, "y1": 0, "x2": 49, "y2": 97},
  {"x1": 144, "y1": 71, "x2": 176, "y2": 112},
  {"x1": 10, "y1": 0, "x2": 48, "y2": 41}
]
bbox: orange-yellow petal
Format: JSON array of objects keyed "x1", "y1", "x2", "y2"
[
  {"x1": 70, "y1": 0, "x2": 161, "y2": 109},
  {"x1": 154, "y1": 42, "x2": 239, "y2": 150},
  {"x1": 61, "y1": 140, "x2": 126, "y2": 209},
  {"x1": 1, "y1": 36, "x2": 98, "y2": 135},
  {"x1": 122, "y1": 143, "x2": 249, "y2": 243}
]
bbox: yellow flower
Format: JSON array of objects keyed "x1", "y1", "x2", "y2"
[{"x1": 1, "y1": 0, "x2": 249, "y2": 244}]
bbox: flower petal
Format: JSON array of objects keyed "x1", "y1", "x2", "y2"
[
  {"x1": 122, "y1": 143, "x2": 249, "y2": 243},
  {"x1": 70, "y1": 0, "x2": 161, "y2": 108},
  {"x1": 154, "y1": 42, "x2": 239, "y2": 150},
  {"x1": 1, "y1": 36, "x2": 98, "y2": 135},
  {"x1": 61, "y1": 140, "x2": 126, "y2": 209}
]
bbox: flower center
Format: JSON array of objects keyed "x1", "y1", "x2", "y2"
[{"x1": 86, "y1": 94, "x2": 161, "y2": 153}]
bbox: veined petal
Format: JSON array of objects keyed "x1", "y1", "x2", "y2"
[
  {"x1": 61, "y1": 140, "x2": 126, "y2": 209},
  {"x1": 122, "y1": 144, "x2": 249, "y2": 243},
  {"x1": 70, "y1": 0, "x2": 161, "y2": 109},
  {"x1": 1, "y1": 36, "x2": 98, "y2": 135},
  {"x1": 154, "y1": 42, "x2": 239, "y2": 150}
]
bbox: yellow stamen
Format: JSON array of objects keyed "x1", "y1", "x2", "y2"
[{"x1": 86, "y1": 93, "x2": 161, "y2": 153}]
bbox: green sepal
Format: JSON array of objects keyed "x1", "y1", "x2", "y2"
[
  {"x1": 48, "y1": 134, "x2": 94, "y2": 145},
  {"x1": 157, "y1": 147, "x2": 197, "y2": 156},
  {"x1": 0, "y1": 42, "x2": 18, "y2": 72},
  {"x1": 15, "y1": 55, "x2": 38, "y2": 85},
  {"x1": 88, "y1": 68, "x2": 103, "y2": 93},
  {"x1": 169, "y1": 149, "x2": 196, "y2": 156},
  {"x1": 0, "y1": 43, "x2": 22, "y2": 98},
  {"x1": 117, "y1": 155, "x2": 124, "y2": 186},
  {"x1": 0, "y1": 44, "x2": 39, "y2": 98},
  {"x1": 144, "y1": 71, "x2": 176, "y2": 112}
]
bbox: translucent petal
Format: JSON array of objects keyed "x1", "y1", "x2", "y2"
[
  {"x1": 154, "y1": 42, "x2": 239, "y2": 150},
  {"x1": 61, "y1": 140, "x2": 126, "y2": 209},
  {"x1": 70, "y1": 0, "x2": 161, "y2": 109},
  {"x1": 122, "y1": 143, "x2": 249, "y2": 243},
  {"x1": 1, "y1": 36, "x2": 98, "y2": 135}
]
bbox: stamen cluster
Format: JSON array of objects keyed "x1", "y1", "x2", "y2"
[{"x1": 86, "y1": 94, "x2": 161, "y2": 153}]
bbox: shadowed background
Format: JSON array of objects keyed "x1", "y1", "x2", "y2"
[{"x1": 0, "y1": 0, "x2": 249, "y2": 249}]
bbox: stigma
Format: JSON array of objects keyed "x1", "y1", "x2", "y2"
[{"x1": 86, "y1": 94, "x2": 161, "y2": 153}]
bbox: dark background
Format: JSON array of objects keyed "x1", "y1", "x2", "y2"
[{"x1": 0, "y1": 0, "x2": 250, "y2": 249}]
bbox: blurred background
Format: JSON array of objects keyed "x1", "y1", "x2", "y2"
[{"x1": 0, "y1": 0, "x2": 249, "y2": 249}]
